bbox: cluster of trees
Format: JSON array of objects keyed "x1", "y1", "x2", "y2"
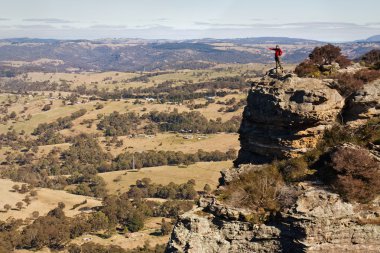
[
  {"x1": 1, "y1": 74, "x2": 248, "y2": 105},
  {"x1": 0, "y1": 203, "x2": 108, "y2": 250},
  {"x1": 295, "y1": 46, "x2": 380, "y2": 97},
  {"x1": 97, "y1": 109, "x2": 242, "y2": 136},
  {"x1": 295, "y1": 44, "x2": 351, "y2": 77},
  {"x1": 0, "y1": 192, "x2": 191, "y2": 252},
  {"x1": 100, "y1": 193, "x2": 193, "y2": 233},
  {"x1": 111, "y1": 149, "x2": 237, "y2": 171},
  {"x1": 217, "y1": 98, "x2": 246, "y2": 113},
  {"x1": 0, "y1": 129, "x2": 30, "y2": 149},
  {"x1": 360, "y1": 49, "x2": 380, "y2": 69},
  {"x1": 68, "y1": 174, "x2": 108, "y2": 198},
  {"x1": 138, "y1": 76, "x2": 247, "y2": 103},
  {"x1": 32, "y1": 108, "x2": 87, "y2": 145},
  {"x1": 68, "y1": 241, "x2": 166, "y2": 253},
  {"x1": 61, "y1": 134, "x2": 112, "y2": 174},
  {"x1": 97, "y1": 111, "x2": 142, "y2": 136},
  {"x1": 145, "y1": 110, "x2": 241, "y2": 134},
  {"x1": 128, "y1": 178, "x2": 198, "y2": 200},
  {"x1": 2, "y1": 133, "x2": 235, "y2": 197},
  {"x1": 85, "y1": 76, "x2": 246, "y2": 102}
]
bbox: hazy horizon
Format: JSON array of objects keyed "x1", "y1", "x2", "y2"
[{"x1": 0, "y1": 0, "x2": 380, "y2": 41}]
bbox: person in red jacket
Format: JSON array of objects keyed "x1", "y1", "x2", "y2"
[{"x1": 269, "y1": 45, "x2": 284, "y2": 74}]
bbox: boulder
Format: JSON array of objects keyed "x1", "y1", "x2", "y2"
[
  {"x1": 166, "y1": 182, "x2": 380, "y2": 253},
  {"x1": 344, "y1": 79, "x2": 380, "y2": 126},
  {"x1": 235, "y1": 75, "x2": 345, "y2": 164}
]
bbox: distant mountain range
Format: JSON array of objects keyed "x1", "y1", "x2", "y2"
[
  {"x1": 363, "y1": 35, "x2": 380, "y2": 42},
  {"x1": 0, "y1": 36, "x2": 323, "y2": 45},
  {"x1": 0, "y1": 36, "x2": 378, "y2": 72},
  {"x1": 2, "y1": 35, "x2": 379, "y2": 45}
]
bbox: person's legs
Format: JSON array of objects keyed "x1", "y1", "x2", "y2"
[
  {"x1": 275, "y1": 57, "x2": 279, "y2": 74},
  {"x1": 278, "y1": 57, "x2": 284, "y2": 72}
]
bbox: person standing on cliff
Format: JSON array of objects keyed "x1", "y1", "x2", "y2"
[{"x1": 269, "y1": 45, "x2": 284, "y2": 74}]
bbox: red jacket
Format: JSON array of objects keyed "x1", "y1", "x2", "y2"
[{"x1": 269, "y1": 48, "x2": 283, "y2": 57}]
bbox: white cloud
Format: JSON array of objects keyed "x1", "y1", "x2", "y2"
[
  {"x1": 0, "y1": 21, "x2": 379, "y2": 42},
  {"x1": 23, "y1": 18, "x2": 74, "y2": 24}
]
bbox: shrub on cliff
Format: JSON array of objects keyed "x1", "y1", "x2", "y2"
[
  {"x1": 330, "y1": 68, "x2": 380, "y2": 96},
  {"x1": 295, "y1": 44, "x2": 351, "y2": 77},
  {"x1": 317, "y1": 145, "x2": 380, "y2": 203},
  {"x1": 221, "y1": 165, "x2": 284, "y2": 212},
  {"x1": 277, "y1": 157, "x2": 311, "y2": 182},
  {"x1": 360, "y1": 49, "x2": 380, "y2": 69},
  {"x1": 309, "y1": 44, "x2": 350, "y2": 67},
  {"x1": 319, "y1": 118, "x2": 380, "y2": 150},
  {"x1": 294, "y1": 60, "x2": 320, "y2": 78},
  {"x1": 332, "y1": 72, "x2": 364, "y2": 96},
  {"x1": 353, "y1": 68, "x2": 380, "y2": 83}
]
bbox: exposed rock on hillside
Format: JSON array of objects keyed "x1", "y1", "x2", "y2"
[
  {"x1": 166, "y1": 170, "x2": 380, "y2": 253},
  {"x1": 166, "y1": 74, "x2": 380, "y2": 253},
  {"x1": 235, "y1": 75, "x2": 345, "y2": 164},
  {"x1": 344, "y1": 79, "x2": 380, "y2": 125}
]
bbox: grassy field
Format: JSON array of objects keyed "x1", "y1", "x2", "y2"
[
  {"x1": 0, "y1": 92, "x2": 245, "y2": 136},
  {"x1": 100, "y1": 161, "x2": 232, "y2": 194},
  {"x1": 17, "y1": 64, "x2": 264, "y2": 92},
  {"x1": 14, "y1": 216, "x2": 169, "y2": 253},
  {"x1": 98, "y1": 132, "x2": 239, "y2": 155},
  {"x1": 0, "y1": 96, "x2": 96, "y2": 134},
  {"x1": 69, "y1": 217, "x2": 169, "y2": 251},
  {"x1": 1, "y1": 66, "x2": 248, "y2": 252},
  {"x1": 0, "y1": 179, "x2": 101, "y2": 220}
]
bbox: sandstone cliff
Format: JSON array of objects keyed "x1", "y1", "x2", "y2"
[
  {"x1": 166, "y1": 74, "x2": 380, "y2": 253},
  {"x1": 235, "y1": 74, "x2": 345, "y2": 164},
  {"x1": 166, "y1": 182, "x2": 380, "y2": 253}
]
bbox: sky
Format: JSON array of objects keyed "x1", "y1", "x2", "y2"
[{"x1": 0, "y1": 0, "x2": 380, "y2": 41}]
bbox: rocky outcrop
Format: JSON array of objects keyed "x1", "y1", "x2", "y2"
[
  {"x1": 166, "y1": 180, "x2": 380, "y2": 253},
  {"x1": 235, "y1": 75, "x2": 345, "y2": 164},
  {"x1": 166, "y1": 74, "x2": 380, "y2": 253},
  {"x1": 344, "y1": 79, "x2": 380, "y2": 126}
]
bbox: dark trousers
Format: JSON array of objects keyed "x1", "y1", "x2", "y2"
[{"x1": 275, "y1": 56, "x2": 283, "y2": 73}]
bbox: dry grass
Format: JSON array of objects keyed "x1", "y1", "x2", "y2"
[
  {"x1": 0, "y1": 178, "x2": 101, "y2": 220},
  {"x1": 99, "y1": 132, "x2": 239, "y2": 155},
  {"x1": 13, "y1": 217, "x2": 169, "y2": 252},
  {"x1": 100, "y1": 161, "x2": 232, "y2": 194},
  {"x1": 69, "y1": 217, "x2": 169, "y2": 250}
]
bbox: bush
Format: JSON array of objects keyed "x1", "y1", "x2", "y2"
[
  {"x1": 221, "y1": 165, "x2": 284, "y2": 212},
  {"x1": 69, "y1": 242, "x2": 127, "y2": 253},
  {"x1": 160, "y1": 218, "x2": 172, "y2": 235},
  {"x1": 126, "y1": 212, "x2": 145, "y2": 232},
  {"x1": 335, "y1": 55, "x2": 351, "y2": 68},
  {"x1": 360, "y1": 49, "x2": 380, "y2": 68},
  {"x1": 333, "y1": 72, "x2": 364, "y2": 96},
  {"x1": 294, "y1": 60, "x2": 320, "y2": 77},
  {"x1": 154, "y1": 200, "x2": 194, "y2": 218},
  {"x1": 309, "y1": 44, "x2": 345, "y2": 65},
  {"x1": 353, "y1": 69, "x2": 380, "y2": 83},
  {"x1": 128, "y1": 179, "x2": 198, "y2": 200},
  {"x1": 317, "y1": 145, "x2": 380, "y2": 203},
  {"x1": 277, "y1": 157, "x2": 310, "y2": 182},
  {"x1": 295, "y1": 44, "x2": 350, "y2": 77}
]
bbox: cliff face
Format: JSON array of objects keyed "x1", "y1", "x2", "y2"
[
  {"x1": 235, "y1": 74, "x2": 345, "y2": 165},
  {"x1": 166, "y1": 74, "x2": 380, "y2": 253},
  {"x1": 167, "y1": 168, "x2": 380, "y2": 253},
  {"x1": 344, "y1": 79, "x2": 380, "y2": 126}
]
